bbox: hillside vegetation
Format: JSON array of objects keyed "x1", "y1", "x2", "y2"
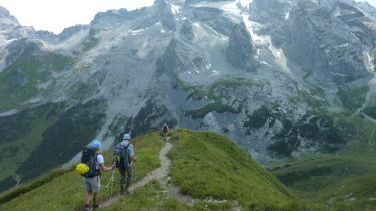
[
  {"x1": 271, "y1": 150, "x2": 376, "y2": 211},
  {"x1": 0, "y1": 99, "x2": 107, "y2": 193},
  {"x1": 0, "y1": 130, "x2": 300, "y2": 211}
]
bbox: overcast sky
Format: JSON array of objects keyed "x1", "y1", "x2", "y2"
[
  {"x1": 0, "y1": 0, "x2": 154, "y2": 34},
  {"x1": 356, "y1": 0, "x2": 376, "y2": 7},
  {"x1": 0, "y1": 0, "x2": 375, "y2": 34}
]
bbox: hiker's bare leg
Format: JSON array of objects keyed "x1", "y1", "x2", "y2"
[
  {"x1": 93, "y1": 193, "x2": 99, "y2": 206},
  {"x1": 84, "y1": 191, "x2": 92, "y2": 205}
]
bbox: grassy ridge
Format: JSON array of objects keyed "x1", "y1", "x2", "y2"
[
  {"x1": 102, "y1": 129, "x2": 303, "y2": 211},
  {"x1": 167, "y1": 129, "x2": 301, "y2": 210},
  {"x1": 0, "y1": 132, "x2": 163, "y2": 210}
]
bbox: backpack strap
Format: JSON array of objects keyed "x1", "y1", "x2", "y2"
[
  {"x1": 122, "y1": 143, "x2": 132, "y2": 165},
  {"x1": 123, "y1": 144, "x2": 130, "y2": 158},
  {"x1": 94, "y1": 152, "x2": 101, "y2": 176},
  {"x1": 123, "y1": 143, "x2": 130, "y2": 149}
]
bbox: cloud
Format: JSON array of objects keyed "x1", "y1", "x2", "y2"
[
  {"x1": 1, "y1": 0, "x2": 375, "y2": 34},
  {"x1": 355, "y1": 0, "x2": 376, "y2": 7},
  {"x1": 0, "y1": 0, "x2": 154, "y2": 34}
]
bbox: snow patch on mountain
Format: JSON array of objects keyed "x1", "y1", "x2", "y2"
[
  {"x1": 285, "y1": 11, "x2": 290, "y2": 19},
  {"x1": 179, "y1": 22, "x2": 234, "y2": 83},
  {"x1": 364, "y1": 51, "x2": 375, "y2": 72},
  {"x1": 170, "y1": 3, "x2": 181, "y2": 14},
  {"x1": 191, "y1": 0, "x2": 246, "y2": 14},
  {"x1": 0, "y1": 109, "x2": 18, "y2": 117},
  {"x1": 0, "y1": 35, "x2": 8, "y2": 72},
  {"x1": 242, "y1": 15, "x2": 292, "y2": 75},
  {"x1": 190, "y1": 1, "x2": 293, "y2": 76}
]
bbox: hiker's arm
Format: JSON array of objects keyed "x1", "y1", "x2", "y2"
[
  {"x1": 129, "y1": 144, "x2": 137, "y2": 162},
  {"x1": 99, "y1": 163, "x2": 114, "y2": 172}
]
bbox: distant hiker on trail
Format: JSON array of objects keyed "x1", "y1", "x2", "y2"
[
  {"x1": 162, "y1": 123, "x2": 169, "y2": 141},
  {"x1": 114, "y1": 133, "x2": 137, "y2": 195},
  {"x1": 77, "y1": 140, "x2": 115, "y2": 211}
]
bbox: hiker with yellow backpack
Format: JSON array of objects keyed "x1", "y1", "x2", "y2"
[{"x1": 76, "y1": 140, "x2": 115, "y2": 211}]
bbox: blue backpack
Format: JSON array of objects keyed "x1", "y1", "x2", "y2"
[{"x1": 114, "y1": 144, "x2": 130, "y2": 169}]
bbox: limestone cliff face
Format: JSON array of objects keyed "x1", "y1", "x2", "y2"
[
  {"x1": 282, "y1": 1, "x2": 371, "y2": 85},
  {"x1": 227, "y1": 21, "x2": 255, "y2": 71}
]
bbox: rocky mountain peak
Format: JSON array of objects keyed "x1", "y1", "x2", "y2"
[
  {"x1": 227, "y1": 21, "x2": 255, "y2": 71},
  {"x1": 58, "y1": 25, "x2": 89, "y2": 41},
  {"x1": 180, "y1": 20, "x2": 194, "y2": 40},
  {"x1": 154, "y1": 0, "x2": 176, "y2": 29},
  {"x1": 249, "y1": 0, "x2": 293, "y2": 23},
  {"x1": 0, "y1": 6, "x2": 19, "y2": 27},
  {"x1": 91, "y1": 8, "x2": 130, "y2": 27},
  {"x1": 185, "y1": 0, "x2": 236, "y2": 5}
]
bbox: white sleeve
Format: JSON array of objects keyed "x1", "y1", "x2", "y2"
[
  {"x1": 97, "y1": 154, "x2": 104, "y2": 164},
  {"x1": 129, "y1": 144, "x2": 135, "y2": 157}
]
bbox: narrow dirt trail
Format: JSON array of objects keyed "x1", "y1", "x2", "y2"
[
  {"x1": 101, "y1": 141, "x2": 241, "y2": 210},
  {"x1": 101, "y1": 142, "x2": 173, "y2": 208},
  {"x1": 129, "y1": 142, "x2": 173, "y2": 192},
  {"x1": 164, "y1": 184, "x2": 241, "y2": 211}
]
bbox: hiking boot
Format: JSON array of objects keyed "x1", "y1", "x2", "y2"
[
  {"x1": 121, "y1": 186, "x2": 129, "y2": 195},
  {"x1": 120, "y1": 186, "x2": 126, "y2": 195},
  {"x1": 83, "y1": 204, "x2": 90, "y2": 211},
  {"x1": 93, "y1": 204, "x2": 99, "y2": 211}
]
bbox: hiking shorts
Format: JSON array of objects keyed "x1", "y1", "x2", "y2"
[{"x1": 83, "y1": 176, "x2": 101, "y2": 193}]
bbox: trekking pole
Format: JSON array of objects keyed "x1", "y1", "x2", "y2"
[
  {"x1": 105, "y1": 173, "x2": 112, "y2": 190},
  {"x1": 105, "y1": 169, "x2": 115, "y2": 190},
  {"x1": 132, "y1": 161, "x2": 136, "y2": 180},
  {"x1": 105, "y1": 159, "x2": 114, "y2": 190},
  {"x1": 109, "y1": 168, "x2": 115, "y2": 199}
]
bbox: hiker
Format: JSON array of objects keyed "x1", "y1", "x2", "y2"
[
  {"x1": 82, "y1": 140, "x2": 114, "y2": 210},
  {"x1": 114, "y1": 133, "x2": 137, "y2": 194},
  {"x1": 162, "y1": 123, "x2": 169, "y2": 141}
]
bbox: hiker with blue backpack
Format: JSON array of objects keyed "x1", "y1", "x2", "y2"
[
  {"x1": 114, "y1": 133, "x2": 137, "y2": 195},
  {"x1": 76, "y1": 140, "x2": 115, "y2": 210}
]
